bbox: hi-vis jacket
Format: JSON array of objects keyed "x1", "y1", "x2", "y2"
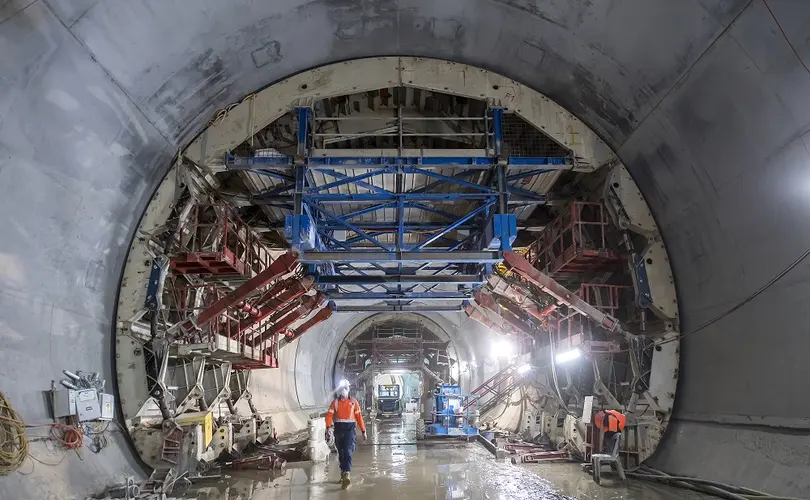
[
  {"x1": 326, "y1": 397, "x2": 366, "y2": 432},
  {"x1": 594, "y1": 409, "x2": 626, "y2": 433}
]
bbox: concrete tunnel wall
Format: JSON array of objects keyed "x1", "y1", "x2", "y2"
[{"x1": 2, "y1": 0, "x2": 810, "y2": 497}]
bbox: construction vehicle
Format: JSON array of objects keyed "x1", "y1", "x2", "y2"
[
  {"x1": 376, "y1": 384, "x2": 402, "y2": 418},
  {"x1": 419, "y1": 385, "x2": 479, "y2": 439}
]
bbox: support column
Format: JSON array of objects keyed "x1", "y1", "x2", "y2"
[
  {"x1": 286, "y1": 107, "x2": 317, "y2": 253},
  {"x1": 487, "y1": 107, "x2": 517, "y2": 252}
]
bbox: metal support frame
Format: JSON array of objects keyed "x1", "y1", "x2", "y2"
[
  {"x1": 145, "y1": 255, "x2": 169, "y2": 311},
  {"x1": 532, "y1": 201, "x2": 624, "y2": 275},
  {"x1": 298, "y1": 251, "x2": 501, "y2": 264},
  {"x1": 502, "y1": 250, "x2": 624, "y2": 335},
  {"x1": 174, "y1": 252, "x2": 298, "y2": 334},
  {"x1": 228, "y1": 105, "x2": 572, "y2": 302},
  {"x1": 331, "y1": 304, "x2": 465, "y2": 313},
  {"x1": 317, "y1": 274, "x2": 483, "y2": 285},
  {"x1": 326, "y1": 292, "x2": 472, "y2": 301}
]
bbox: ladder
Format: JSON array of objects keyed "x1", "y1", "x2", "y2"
[{"x1": 465, "y1": 364, "x2": 530, "y2": 415}]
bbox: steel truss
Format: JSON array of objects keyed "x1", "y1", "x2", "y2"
[
  {"x1": 341, "y1": 325, "x2": 452, "y2": 387},
  {"x1": 227, "y1": 106, "x2": 571, "y2": 306}
]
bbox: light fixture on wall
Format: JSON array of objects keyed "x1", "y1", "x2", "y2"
[
  {"x1": 555, "y1": 348, "x2": 581, "y2": 364},
  {"x1": 517, "y1": 364, "x2": 532, "y2": 374},
  {"x1": 493, "y1": 338, "x2": 515, "y2": 357}
]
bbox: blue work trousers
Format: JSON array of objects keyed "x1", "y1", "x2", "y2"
[{"x1": 334, "y1": 422, "x2": 357, "y2": 472}]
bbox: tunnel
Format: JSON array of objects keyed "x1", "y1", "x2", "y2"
[{"x1": 1, "y1": 0, "x2": 809, "y2": 498}]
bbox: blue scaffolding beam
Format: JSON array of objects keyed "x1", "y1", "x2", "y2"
[
  {"x1": 227, "y1": 104, "x2": 570, "y2": 302},
  {"x1": 326, "y1": 292, "x2": 472, "y2": 301},
  {"x1": 298, "y1": 251, "x2": 502, "y2": 264},
  {"x1": 316, "y1": 275, "x2": 484, "y2": 285}
]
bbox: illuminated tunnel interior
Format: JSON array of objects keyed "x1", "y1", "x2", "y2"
[{"x1": 1, "y1": 1, "x2": 809, "y2": 499}]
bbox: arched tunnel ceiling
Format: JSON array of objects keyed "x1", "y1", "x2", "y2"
[{"x1": 2, "y1": 0, "x2": 810, "y2": 497}]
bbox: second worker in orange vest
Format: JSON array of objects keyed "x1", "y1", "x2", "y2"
[
  {"x1": 593, "y1": 409, "x2": 626, "y2": 454},
  {"x1": 326, "y1": 381, "x2": 366, "y2": 489}
]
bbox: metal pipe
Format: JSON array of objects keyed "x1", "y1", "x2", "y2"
[
  {"x1": 312, "y1": 116, "x2": 484, "y2": 121},
  {"x1": 313, "y1": 132, "x2": 489, "y2": 137},
  {"x1": 299, "y1": 251, "x2": 501, "y2": 264},
  {"x1": 332, "y1": 305, "x2": 464, "y2": 313},
  {"x1": 317, "y1": 275, "x2": 483, "y2": 285},
  {"x1": 326, "y1": 292, "x2": 471, "y2": 301}
]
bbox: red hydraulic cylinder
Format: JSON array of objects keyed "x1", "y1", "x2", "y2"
[
  {"x1": 464, "y1": 304, "x2": 509, "y2": 335},
  {"x1": 246, "y1": 299, "x2": 303, "y2": 346},
  {"x1": 253, "y1": 292, "x2": 325, "y2": 345},
  {"x1": 473, "y1": 290, "x2": 535, "y2": 336},
  {"x1": 254, "y1": 276, "x2": 303, "y2": 308},
  {"x1": 487, "y1": 275, "x2": 557, "y2": 322},
  {"x1": 502, "y1": 251, "x2": 623, "y2": 334},
  {"x1": 238, "y1": 276, "x2": 315, "y2": 334},
  {"x1": 498, "y1": 297, "x2": 536, "y2": 327},
  {"x1": 479, "y1": 286, "x2": 536, "y2": 328},
  {"x1": 181, "y1": 252, "x2": 298, "y2": 332},
  {"x1": 235, "y1": 277, "x2": 298, "y2": 316},
  {"x1": 283, "y1": 303, "x2": 335, "y2": 342},
  {"x1": 237, "y1": 303, "x2": 261, "y2": 317}
]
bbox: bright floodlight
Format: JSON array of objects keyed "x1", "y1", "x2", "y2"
[
  {"x1": 338, "y1": 378, "x2": 350, "y2": 388},
  {"x1": 494, "y1": 338, "x2": 515, "y2": 357},
  {"x1": 517, "y1": 364, "x2": 532, "y2": 374},
  {"x1": 555, "y1": 348, "x2": 581, "y2": 364}
]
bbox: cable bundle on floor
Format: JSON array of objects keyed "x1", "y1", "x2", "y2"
[
  {"x1": 0, "y1": 393, "x2": 87, "y2": 474},
  {"x1": 627, "y1": 465, "x2": 803, "y2": 500},
  {"x1": 45, "y1": 423, "x2": 83, "y2": 450},
  {"x1": 0, "y1": 392, "x2": 29, "y2": 474}
]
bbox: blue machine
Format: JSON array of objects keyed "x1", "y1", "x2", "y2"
[
  {"x1": 377, "y1": 384, "x2": 402, "y2": 417},
  {"x1": 426, "y1": 385, "x2": 479, "y2": 437}
]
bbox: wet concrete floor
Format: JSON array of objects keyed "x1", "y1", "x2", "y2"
[{"x1": 185, "y1": 416, "x2": 710, "y2": 500}]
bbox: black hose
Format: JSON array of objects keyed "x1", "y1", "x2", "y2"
[
  {"x1": 627, "y1": 472, "x2": 748, "y2": 500},
  {"x1": 627, "y1": 466, "x2": 803, "y2": 500}
]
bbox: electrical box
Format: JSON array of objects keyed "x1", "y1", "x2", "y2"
[
  {"x1": 99, "y1": 393, "x2": 115, "y2": 421},
  {"x1": 76, "y1": 390, "x2": 101, "y2": 422},
  {"x1": 53, "y1": 389, "x2": 77, "y2": 418}
]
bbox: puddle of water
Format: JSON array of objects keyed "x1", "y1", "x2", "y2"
[{"x1": 176, "y1": 415, "x2": 709, "y2": 500}]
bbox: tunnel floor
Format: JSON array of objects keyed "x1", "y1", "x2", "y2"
[{"x1": 181, "y1": 416, "x2": 711, "y2": 499}]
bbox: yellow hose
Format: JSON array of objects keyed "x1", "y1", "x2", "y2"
[{"x1": 0, "y1": 393, "x2": 29, "y2": 474}]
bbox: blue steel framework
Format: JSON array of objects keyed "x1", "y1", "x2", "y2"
[{"x1": 226, "y1": 106, "x2": 571, "y2": 306}]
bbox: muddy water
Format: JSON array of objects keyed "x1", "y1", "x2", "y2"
[{"x1": 181, "y1": 416, "x2": 708, "y2": 499}]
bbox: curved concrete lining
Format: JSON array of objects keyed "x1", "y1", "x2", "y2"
[
  {"x1": 220, "y1": 308, "x2": 498, "y2": 441},
  {"x1": 2, "y1": 1, "x2": 810, "y2": 498}
]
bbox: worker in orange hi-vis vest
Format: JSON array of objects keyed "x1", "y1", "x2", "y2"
[
  {"x1": 326, "y1": 380, "x2": 367, "y2": 489},
  {"x1": 593, "y1": 409, "x2": 626, "y2": 454}
]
